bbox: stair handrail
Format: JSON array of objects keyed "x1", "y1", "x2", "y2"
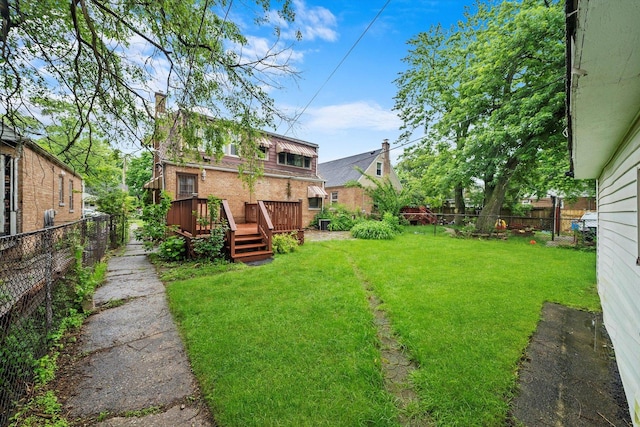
[
  {"x1": 257, "y1": 201, "x2": 273, "y2": 252},
  {"x1": 220, "y1": 200, "x2": 237, "y2": 257}
]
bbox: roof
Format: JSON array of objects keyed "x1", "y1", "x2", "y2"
[
  {"x1": 567, "y1": 0, "x2": 640, "y2": 178},
  {"x1": 1, "y1": 123, "x2": 83, "y2": 178},
  {"x1": 318, "y1": 149, "x2": 381, "y2": 187}
]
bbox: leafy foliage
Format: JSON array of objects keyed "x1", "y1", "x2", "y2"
[
  {"x1": 125, "y1": 151, "x2": 154, "y2": 202},
  {"x1": 158, "y1": 236, "x2": 187, "y2": 261},
  {"x1": 350, "y1": 220, "x2": 396, "y2": 240},
  {"x1": 1, "y1": 0, "x2": 300, "y2": 161},
  {"x1": 311, "y1": 205, "x2": 362, "y2": 231},
  {"x1": 192, "y1": 223, "x2": 228, "y2": 260},
  {"x1": 394, "y1": 0, "x2": 593, "y2": 232},
  {"x1": 134, "y1": 192, "x2": 172, "y2": 249},
  {"x1": 272, "y1": 232, "x2": 299, "y2": 254}
]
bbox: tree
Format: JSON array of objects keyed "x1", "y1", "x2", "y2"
[
  {"x1": 38, "y1": 122, "x2": 122, "y2": 193},
  {"x1": 125, "y1": 151, "x2": 154, "y2": 201},
  {"x1": 0, "y1": 0, "x2": 299, "y2": 161},
  {"x1": 395, "y1": 0, "x2": 583, "y2": 232}
]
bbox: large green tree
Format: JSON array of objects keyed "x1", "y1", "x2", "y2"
[
  {"x1": 394, "y1": 0, "x2": 581, "y2": 232},
  {"x1": 0, "y1": 0, "x2": 298, "y2": 157},
  {"x1": 125, "y1": 150, "x2": 154, "y2": 201}
]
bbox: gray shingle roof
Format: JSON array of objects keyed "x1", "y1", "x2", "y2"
[{"x1": 318, "y1": 149, "x2": 381, "y2": 187}]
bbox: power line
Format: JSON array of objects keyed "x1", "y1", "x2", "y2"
[{"x1": 283, "y1": 0, "x2": 392, "y2": 137}]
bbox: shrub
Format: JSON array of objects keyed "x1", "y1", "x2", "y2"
[
  {"x1": 192, "y1": 222, "x2": 228, "y2": 260},
  {"x1": 311, "y1": 205, "x2": 362, "y2": 231},
  {"x1": 382, "y1": 212, "x2": 404, "y2": 234},
  {"x1": 134, "y1": 191, "x2": 172, "y2": 250},
  {"x1": 351, "y1": 220, "x2": 396, "y2": 240},
  {"x1": 272, "y1": 232, "x2": 299, "y2": 254},
  {"x1": 158, "y1": 235, "x2": 186, "y2": 261}
]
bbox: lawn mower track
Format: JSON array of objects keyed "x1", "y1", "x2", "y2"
[{"x1": 307, "y1": 231, "x2": 631, "y2": 426}]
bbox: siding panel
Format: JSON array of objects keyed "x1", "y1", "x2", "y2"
[{"x1": 597, "y1": 129, "x2": 640, "y2": 425}]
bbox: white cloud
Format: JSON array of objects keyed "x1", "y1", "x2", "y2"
[
  {"x1": 269, "y1": 0, "x2": 338, "y2": 43},
  {"x1": 304, "y1": 101, "x2": 401, "y2": 132}
]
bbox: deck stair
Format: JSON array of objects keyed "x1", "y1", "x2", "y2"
[{"x1": 230, "y1": 223, "x2": 273, "y2": 263}]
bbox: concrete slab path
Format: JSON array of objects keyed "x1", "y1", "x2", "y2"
[{"x1": 59, "y1": 234, "x2": 212, "y2": 426}]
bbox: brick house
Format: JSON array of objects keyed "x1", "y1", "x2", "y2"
[
  {"x1": 318, "y1": 139, "x2": 402, "y2": 214},
  {"x1": 145, "y1": 101, "x2": 326, "y2": 261},
  {"x1": 1, "y1": 124, "x2": 83, "y2": 236}
]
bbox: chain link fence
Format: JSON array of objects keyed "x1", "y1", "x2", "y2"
[{"x1": 0, "y1": 215, "x2": 121, "y2": 426}]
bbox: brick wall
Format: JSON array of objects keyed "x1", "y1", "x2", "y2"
[
  {"x1": 164, "y1": 164, "x2": 323, "y2": 226},
  {"x1": 326, "y1": 186, "x2": 373, "y2": 214},
  {"x1": 19, "y1": 145, "x2": 83, "y2": 233}
]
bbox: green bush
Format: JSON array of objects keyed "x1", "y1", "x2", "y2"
[
  {"x1": 272, "y1": 232, "x2": 299, "y2": 254},
  {"x1": 382, "y1": 212, "x2": 404, "y2": 234},
  {"x1": 192, "y1": 222, "x2": 228, "y2": 260},
  {"x1": 311, "y1": 205, "x2": 362, "y2": 231},
  {"x1": 158, "y1": 235, "x2": 186, "y2": 261},
  {"x1": 134, "y1": 192, "x2": 172, "y2": 250},
  {"x1": 350, "y1": 220, "x2": 396, "y2": 240}
]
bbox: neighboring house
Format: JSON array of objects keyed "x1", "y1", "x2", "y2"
[
  {"x1": 145, "y1": 95, "x2": 326, "y2": 261},
  {"x1": 567, "y1": 1, "x2": 640, "y2": 424},
  {"x1": 1, "y1": 124, "x2": 83, "y2": 236},
  {"x1": 318, "y1": 139, "x2": 402, "y2": 214}
]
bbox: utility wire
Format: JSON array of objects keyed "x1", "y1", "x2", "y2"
[{"x1": 283, "y1": 0, "x2": 392, "y2": 137}]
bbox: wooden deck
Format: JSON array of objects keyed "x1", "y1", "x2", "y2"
[{"x1": 167, "y1": 197, "x2": 304, "y2": 262}]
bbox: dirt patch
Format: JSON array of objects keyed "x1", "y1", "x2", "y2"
[
  {"x1": 510, "y1": 302, "x2": 631, "y2": 426},
  {"x1": 304, "y1": 229, "x2": 353, "y2": 242}
]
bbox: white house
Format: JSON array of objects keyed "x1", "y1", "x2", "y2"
[{"x1": 566, "y1": 1, "x2": 640, "y2": 424}]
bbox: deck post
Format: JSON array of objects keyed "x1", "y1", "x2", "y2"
[{"x1": 191, "y1": 195, "x2": 198, "y2": 235}]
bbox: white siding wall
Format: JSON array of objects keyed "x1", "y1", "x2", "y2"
[{"x1": 598, "y1": 127, "x2": 640, "y2": 425}]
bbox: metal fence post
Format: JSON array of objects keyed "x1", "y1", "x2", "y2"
[{"x1": 44, "y1": 228, "x2": 54, "y2": 332}]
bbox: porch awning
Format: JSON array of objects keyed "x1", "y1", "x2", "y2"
[
  {"x1": 143, "y1": 175, "x2": 163, "y2": 190},
  {"x1": 276, "y1": 141, "x2": 317, "y2": 158},
  {"x1": 259, "y1": 137, "x2": 272, "y2": 147},
  {"x1": 307, "y1": 185, "x2": 327, "y2": 198}
]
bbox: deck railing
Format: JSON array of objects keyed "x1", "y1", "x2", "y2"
[
  {"x1": 256, "y1": 201, "x2": 274, "y2": 251},
  {"x1": 252, "y1": 200, "x2": 302, "y2": 232},
  {"x1": 220, "y1": 199, "x2": 237, "y2": 256},
  {"x1": 167, "y1": 196, "x2": 209, "y2": 236}
]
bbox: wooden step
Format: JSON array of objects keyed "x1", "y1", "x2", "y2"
[
  {"x1": 235, "y1": 234, "x2": 263, "y2": 243},
  {"x1": 234, "y1": 242, "x2": 267, "y2": 251},
  {"x1": 232, "y1": 250, "x2": 273, "y2": 263}
]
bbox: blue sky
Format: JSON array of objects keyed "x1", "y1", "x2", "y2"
[{"x1": 251, "y1": 0, "x2": 471, "y2": 163}]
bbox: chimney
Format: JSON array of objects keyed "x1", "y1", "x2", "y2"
[
  {"x1": 155, "y1": 92, "x2": 166, "y2": 116},
  {"x1": 382, "y1": 139, "x2": 391, "y2": 177}
]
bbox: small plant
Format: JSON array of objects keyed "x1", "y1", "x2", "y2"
[
  {"x1": 134, "y1": 192, "x2": 172, "y2": 250},
  {"x1": 350, "y1": 220, "x2": 396, "y2": 240},
  {"x1": 272, "y1": 232, "x2": 299, "y2": 254},
  {"x1": 382, "y1": 212, "x2": 404, "y2": 234},
  {"x1": 158, "y1": 235, "x2": 186, "y2": 261},
  {"x1": 192, "y1": 220, "x2": 228, "y2": 260}
]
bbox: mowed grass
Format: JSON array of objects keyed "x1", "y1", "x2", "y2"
[{"x1": 165, "y1": 227, "x2": 598, "y2": 426}]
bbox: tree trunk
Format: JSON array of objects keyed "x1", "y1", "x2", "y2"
[
  {"x1": 453, "y1": 184, "x2": 465, "y2": 225},
  {"x1": 476, "y1": 157, "x2": 519, "y2": 233}
]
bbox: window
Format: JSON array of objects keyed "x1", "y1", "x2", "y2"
[
  {"x1": 331, "y1": 192, "x2": 338, "y2": 204},
  {"x1": 308, "y1": 197, "x2": 322, "y2": 209},
  {"x1": 177, "y1": 173, "x2": 198, "y2": 199},
  {"x1": 68, "y1": 180, "x2": 74, "y2": 212},
  {"x1": 278, "y1": 152, "x2": 311, "y2": 169},
  {"x1": 258, "y1": 145, "x2": 269, "y2": 160},
  {"x1": 225, "y1": 143, "x2": 238, "y2": 156},
  {"x1": 58, "y1": 175, "x2": 65, "y2": 206},
  {"x1": 376, "y1": 162, "x2": 383, "y2": 176}
]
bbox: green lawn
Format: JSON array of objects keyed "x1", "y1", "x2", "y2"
[{"x1": 165, "y1": 227, "x2": 598, "y2": 426}]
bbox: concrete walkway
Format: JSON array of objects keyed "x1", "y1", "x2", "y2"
[{"x1": 60, "y1": 235, "x2": 212, "y2": 426}]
